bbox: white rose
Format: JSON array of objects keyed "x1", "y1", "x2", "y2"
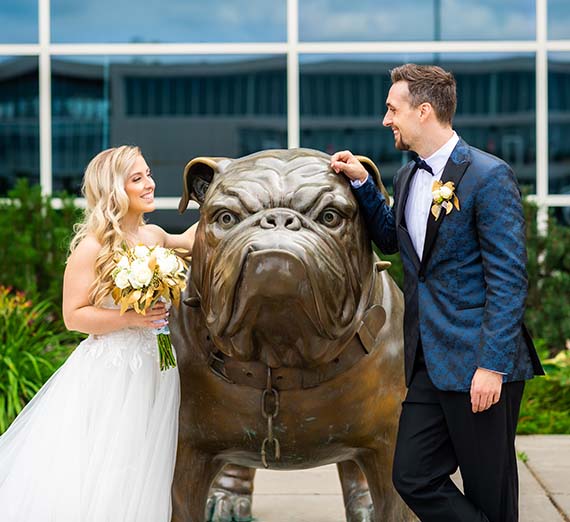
[
  {"x1": 134, "y1": 245, "x2": 150, "y2": 259},
  {"x1": 117, "y1": 255, "x2": 130, "y2": 270},
  {"x1": 156, "y1": 252, "x2": 179, "y2": 276},
  {"x1": 440, "y1": 186, "x2": 453, "y2": 200},
  {"x1": 432, "y1": 189, "x2": 442, "y2": 202},
  {"x1": 114, "y1": 268, "x2": 131, "y2": 289},
  {"x1": 128, "y1": 259, "x2": 154, "y2": 288}
]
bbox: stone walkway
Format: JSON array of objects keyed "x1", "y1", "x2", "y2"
[{"x1": 251, "y1": 435, "x2": 570, "y2": 521}]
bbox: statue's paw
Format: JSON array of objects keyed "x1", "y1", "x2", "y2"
[
  {"x1": 346, "y1": 491, "x2": 374, "y2": 522},
  {"x1": 205, "y1": 489, "x2": 253, "y2": 522}
]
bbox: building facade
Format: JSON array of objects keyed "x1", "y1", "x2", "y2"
[{"x1": 1, "y1": 0, "x2": 569, "y2": 228}]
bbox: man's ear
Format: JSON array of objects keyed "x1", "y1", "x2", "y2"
[
  {"x1": 178, "y1": 157, "x2": 228, "y2": 212},
  {"x1": 355, "y1": 155, "x2": 391, "y2": 202},
  {"x1": 418, "y1": 102, "x2": 432, "y2": 121}
]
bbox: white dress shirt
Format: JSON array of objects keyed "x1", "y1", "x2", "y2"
[{"x1": 405, "y1": 132, "x2": 459, "y2": 260}]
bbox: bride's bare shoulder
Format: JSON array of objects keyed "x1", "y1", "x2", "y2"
[
  {"x1": 141, "y1": 224, "x2": 167, "y2": 246},
  {"x1": 67, "y1": 235, "x2": 103, "y2": 263}
]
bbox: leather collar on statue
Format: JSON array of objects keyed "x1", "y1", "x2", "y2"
[{"x1": 207, "y1": 304, "x2": 386, "y2": 391}]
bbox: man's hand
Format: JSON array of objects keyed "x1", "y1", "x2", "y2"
[
  {"x1": 330, "y1": 150, "x2": 368, "y2": 183},
  {"x1": 470, "y1": 368, "x2": 503, "y2": 413}
]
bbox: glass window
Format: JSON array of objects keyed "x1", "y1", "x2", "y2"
[
  {"x1": 548, "y1": 0, "x2": 570, "y2": 39},
  {"x1": 52, "y1": 55, "x2": 287, "y2": 196},
  {"x1": 0, "y1": 57, "x2": 40, "y2": 195},
  {"x1": 299, "y1": 0, "x2": 535, "y2": 42},
  {"x1": 554, "y1": 206, "x2": 570, "y2": 227},
  {"x1": 0, "y1": 0, "x2": 37, "y2": 43},
  {"x1": 300, "y1": 53, "x2": 536, "y2": 192},
  {"x1": 549, "y1": 53, "x2": 570, "y2": 195},
  {"x1": 146, "y1": 208, "x2": 200, "y2": 235},
  {"x1": 51, "y1": 0, "x2": 286, "y2": 43}
]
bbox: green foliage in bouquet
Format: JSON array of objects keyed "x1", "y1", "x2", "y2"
[
  {"x1": 0, "y1": 287, "x2": 81, "y2": 434},
  {"x1": 0, "y1": 179, "x2": 81, "y2": 309}
]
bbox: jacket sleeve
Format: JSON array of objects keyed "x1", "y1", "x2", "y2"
[
  {"x1": 352, "y1": 176, "x2": 399, "y2": 255},
  {"x1": 475, "y1": 163, "x2": 528, "y2": 375}
]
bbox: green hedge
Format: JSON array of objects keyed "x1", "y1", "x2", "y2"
[
  {"x1": 524, "y1": 201, "x2": 570, "y2": 358},
  {"x1": 0, "y1": 180, "x2": 81, "y2": 311},
  {"x1": 518, "y1": 343, "x2": 570, "y2": 434}
]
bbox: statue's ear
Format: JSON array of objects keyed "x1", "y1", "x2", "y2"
[
  {"x1": 178, "y1": 157, "x2": 228, "y2": 212},
  {"x1": 355, "y1": 155, "x2": 391, "y2": 203}
]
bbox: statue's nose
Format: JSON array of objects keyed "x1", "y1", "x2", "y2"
[{"x1": 260, "y1": 210, "x2": 302, "y2": 231}]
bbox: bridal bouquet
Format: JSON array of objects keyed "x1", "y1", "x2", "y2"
[{"x1": 111, "y1": 244, "x2": 188, "y2": 371}]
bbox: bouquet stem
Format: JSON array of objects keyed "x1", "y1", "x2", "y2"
[{"x1": 157, "y1": 333, "x2": 177, "y2": 371}]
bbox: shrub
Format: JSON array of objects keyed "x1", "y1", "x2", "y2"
[
  {"x1": 518, "y1": 342, "x2": 570, "y2": 434},
  {"x1": 0, "y1": 179, "x2": 81, "y2": 310},
  {"x1": 0, "y1": 286, "x2": 80, "y2": 434},
  {"x1": 524, "y1": 200, "x2": 570, "y2": 357}
]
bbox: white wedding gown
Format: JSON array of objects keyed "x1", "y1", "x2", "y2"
[{"x1": 0, "y1": 299, "x2": 180, "y2": 522}]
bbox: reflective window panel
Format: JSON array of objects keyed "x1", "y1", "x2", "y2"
[
  {"x1": 51, "y1": 0, "x2": 286, "y2": 43},
  {"x1": 299, "y1": 0, "x2": 535, "y2": 42},
  {"x1": 548, "y1": 0, "x2": 570, "y2": 39},
  {"x1": 52, "y1": 55, "x2": 287, "y2": 196},
  {"x1": 0, "y1": 0, "x2": 37, "y2": 44},
  {"x1": 0, "y1": 57, "x2": 40, "y2": 195},
  {"x1": 300, "y1": 54, "x2": 536, "y2": 192},
  {"x1": 146, "y1": 208, "x2": 200, "y2": 235},
  {"x1": 553, "y1": 207, "x2": 570, "y2": 227},
  {"x1": 549, "y1": 53, "x2": 570, "y2": 195}
]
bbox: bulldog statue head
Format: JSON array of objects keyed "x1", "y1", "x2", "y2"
[{"x1": 179, "y1": 149, "x2": 389, "y2": 369}]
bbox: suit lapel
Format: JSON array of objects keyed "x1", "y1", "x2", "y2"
[
  {"x1": 420, "y1": 139, "x2": 471, "y2": 270},
  {"x1": 395, "y1": 162, "x2": 421, "y2": 269},
  {"x1": 396, "y1": 162, "x2": 416, "y2": 228}
]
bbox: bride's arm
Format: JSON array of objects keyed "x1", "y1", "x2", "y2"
[
  {"x1": 147, "y1": 222, "x2": 198, "y2": 252},
  {"x1": 62, "y1": 236, "x2": 168, "y2": 335}
]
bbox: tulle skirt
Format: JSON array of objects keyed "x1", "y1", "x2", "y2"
[{"x1": 0, "y1": 327, "x2": 180, "y2": 522}]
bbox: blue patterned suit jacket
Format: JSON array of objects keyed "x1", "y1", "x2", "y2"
[{"x1": 353, "y1": 138, "x2": 544, "y2": 391}]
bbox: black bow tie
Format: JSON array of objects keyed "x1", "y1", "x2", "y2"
[{"x1": 413, "y1": 156, "x2": 434, "y2": 175}]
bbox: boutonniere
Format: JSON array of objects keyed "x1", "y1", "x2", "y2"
[{"x1": 431, "y1": 180, "x2": 460, "y2": 220}]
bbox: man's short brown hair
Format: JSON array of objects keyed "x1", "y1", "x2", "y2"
[{"x1": 390, "y1": 64, "x2": 457, "y2": 125}]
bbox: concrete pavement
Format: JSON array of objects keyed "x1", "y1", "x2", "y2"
[{"x1": 251, "y1": 435, "x2": 570, "y2": 521}]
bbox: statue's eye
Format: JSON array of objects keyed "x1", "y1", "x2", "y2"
[
  {"x1": 216, "y1": 211, "x2": 240, "y2": 229},
  {"x1": 318, "y1": 209, "x2": 343, "y2": 228}
]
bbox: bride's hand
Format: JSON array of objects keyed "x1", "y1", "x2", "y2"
[{"x1": 125, "y1": 302, "x2": 169, "y2": 328}]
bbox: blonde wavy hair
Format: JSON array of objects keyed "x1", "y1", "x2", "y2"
[{"x1": 70, "y1": 145, "x2": 144, "y2": 306}]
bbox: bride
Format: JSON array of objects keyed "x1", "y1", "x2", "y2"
[{"x1": 0, "y1": 145, "x2": 195, "y2": 521}]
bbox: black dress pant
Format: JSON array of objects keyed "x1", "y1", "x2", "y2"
[{"x1": 392, "y1": 346, "x2": 525, "y2": 522}]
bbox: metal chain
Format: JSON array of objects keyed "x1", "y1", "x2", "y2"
[{"x1": 260, "y1": 366, "x2": 281, "y2": 468}]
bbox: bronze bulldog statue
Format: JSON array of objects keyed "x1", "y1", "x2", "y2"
[{"x1": 170, "y1": 148, "x2": 414, "y2": 522}]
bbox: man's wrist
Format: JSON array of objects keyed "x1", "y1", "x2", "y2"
[
  {"x1": 350, "y1": 174, "x2": 369, "y2": 189},
  {"x1": 477, "y1": 366, "x2": 506, "y2": 376}
]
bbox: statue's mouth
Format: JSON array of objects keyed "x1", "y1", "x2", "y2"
[
  {"x1": 201, "y1": 245, "x2": 359, "y2": 367},
  {"x1": 224, "y1": 248, "x2": 325, "y2": 339}
]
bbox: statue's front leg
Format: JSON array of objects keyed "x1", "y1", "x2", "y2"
[
  {"x1": 172, "y1": 443, "x2": 224, "y2": 522},
  {"x1": 206, "y1": 464, "x2": 256, "y2": 522},
  {"x1": 337, "y1": 460, "x2": 374, "y2": 522}
]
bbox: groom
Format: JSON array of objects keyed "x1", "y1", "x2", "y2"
[{"x1": 331, "y1": 64, "x2": 543, "y2": 521}]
